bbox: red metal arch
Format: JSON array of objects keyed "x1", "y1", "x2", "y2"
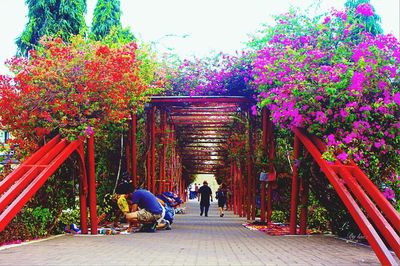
[{"x1": 0, "y1": 135, "x2": 97, "y2": 234}]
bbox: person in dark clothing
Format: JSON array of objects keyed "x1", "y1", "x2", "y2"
[
  {"x1": 216, "y1": 184, "x2": 227, "y2": 217},
  {"x1": 198, "y1": 181, "x2": 213, "y2": 216}
]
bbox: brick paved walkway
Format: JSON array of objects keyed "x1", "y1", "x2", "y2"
[{"x1": 0, "y1": 200, "x2": 395, "y2": 265}]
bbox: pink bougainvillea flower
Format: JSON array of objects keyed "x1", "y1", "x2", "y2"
[
  {"x1": 326, "y1": 134, "x2": 336, "y2": 146},
  {"x1": 393, "y1": 93, "x2": 400, "y2": 106},
  {"x1": 356, "y1": 3, "x2": 374, "y2": 17},
  {"x1": 251, "y1": 105, "x2": 258, "y2": 116},
  {"x1": 383, "y1": 187, "x2": 395, "y2": 201},
  {"x1": 85, "y1": 126, "x2": 94, "y2": 137},
  {"x1": 337, "y1": 152, "x2": 348, "y2": 163}
]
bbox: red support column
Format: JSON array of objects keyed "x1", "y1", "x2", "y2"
[
  {"x1": 151, "y1": 107, "x2": 156, "y2": 194},
  {"x1": 146, "y1": 109, "x2": 151, "y2": 191},
  {"x1": 289, "y1": 135, "x2": 300, "y2": 234},
  {"x1": 229, "y1": 160, "x2": 233, "y2": 211},
  {"x1": 252, "y1": 120, "x2": 257, "y2": 221},
  {"x1": 162, "y1": 109, "x2": 167, "y2": 193},
  {"x1": 238, "y1": 165, "x2": 244, "y2": 217},
  {"x1": 266, "y1": 114, "x2": 275, "y2": 224},
  {"x1": 233, "y1": 162, "x2": 237, "y2": 215},
  {"x1": 243, "y1": 111, "x2": 256, "y2": 221},
  {"x1": 299, "y1": 174, "x2": 309, "y2": 234},
  {"x1": 260, "y1": 107, "x2": 267, "y2": 223},
  {"x1": 78, "y1": 147, "x2": 88, "y2": 234},
  {"x1": 126, "y1": 131, "x2": 131, "y2": 177},
  {"x1": 131, "y1": 112, "x2": 137, "y2": 188},
  {"x1": 87, "y1": 135, "x2": 97, "y2": 235}
]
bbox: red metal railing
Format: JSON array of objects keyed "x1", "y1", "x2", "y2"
[
  {"x1": 0, "y1": 135, "x2": 97, "y2": 234},
  {"x1": 293, "y1": 128, "x2": 400, "y2": 265}
]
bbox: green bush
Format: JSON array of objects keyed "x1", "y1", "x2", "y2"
[{"x1": 271, "y1": 210, "x2": 288, "y2": 223}]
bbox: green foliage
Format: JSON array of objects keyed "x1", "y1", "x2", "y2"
[
  {"x1": 58, "y1": 208, "x2": 82, "y2": 229},
  {"x1": 247, "y1": 7, "x2": 323, "y2": 51},
  {"x1": 100, "y1": 26, "x2": 135, "y2": 47},
  {"x1": 271, "y1": 210, "x2": 288, "y2": 223},
  {"x1": 22, "y1": 207, "x2": 53, "y2": 237},
  {"x1": 16, "y1": 0, "x2": 87, "y2": 56},
  {"x1": 91, "y1": 0, "x2": 134, "y2": 41},
  {"x1": 345, "y1": 0, "x2": 383, "y2": 36},
  {"x1": 307, "y1": 206, "x2": 330, "y2": 232}
]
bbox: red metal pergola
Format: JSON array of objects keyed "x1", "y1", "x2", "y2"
[
  {"x1": 125, "y1": 95, "x2": 400, "y2": 264},
  {"x1": 1, "y1": 94, "x2": 399, "y2": 264},
  {"x1": 125, "y1": 96, "x2": 278, "y2": 223}
]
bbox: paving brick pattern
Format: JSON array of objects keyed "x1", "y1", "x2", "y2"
[{"x1": 0, "y1": 201, "x2": 396, "y2": 265}]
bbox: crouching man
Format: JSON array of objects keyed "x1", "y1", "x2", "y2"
[{"x1": 126, "y1": 189, "x2": 166, "y2": 230}]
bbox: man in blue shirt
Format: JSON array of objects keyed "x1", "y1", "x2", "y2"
[{"x1": 126, "y1": 189, "x2": 165, "y2": 226}]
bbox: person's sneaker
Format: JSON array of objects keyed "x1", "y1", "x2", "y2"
[
  {"x1": 200, "y1": 212, "x2": 203, "y2": 216},
  {"x1": 205, "y1": 214, "x2": 208, "y2": 217},
  {"x1": 220, "y1": 213, "x2": 224, "y2": 217}
]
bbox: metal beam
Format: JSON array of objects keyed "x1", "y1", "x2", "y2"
[{"x1": 150, "y1": 96, "x2": 253, "y2": 105}]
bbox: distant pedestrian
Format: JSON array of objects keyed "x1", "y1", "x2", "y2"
[
  {"x1": 194, "y1": 183, "x2": 199, "y2": 198},
  {"x1": 189, "y1": 184, "x2": 194, "y2": 199},
  {"x1": 216, "y1": 184, "x2": 227, "y2": 217},
  {"x1": 198, "y1": 181, "x2": 212, "y2": 216}
]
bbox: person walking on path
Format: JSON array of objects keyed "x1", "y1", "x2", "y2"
[
  {"x1": 198, "y1": 181, "x2": 212, "y2": 216},
  {"x1": 216, "y1": 184, "x2": 227, "y2": 217}
]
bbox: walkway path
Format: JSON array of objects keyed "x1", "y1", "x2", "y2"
[{"x1": 0, "y1": 200, "x2": 392, "y2": 265}]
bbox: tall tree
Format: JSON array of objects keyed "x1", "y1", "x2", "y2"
[
  {"x1": 91, "y1": 0, "x2": 126, "y2": 40},
  {"x1": 345, "y1": 0, "x2": 383, "y2": 35},
  {"x1": 16, "y1": 0, "x2": 87, "y2": 57}
]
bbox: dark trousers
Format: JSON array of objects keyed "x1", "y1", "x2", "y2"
[{"x1": 200, "y1": 203, "x2": 210, "y2": 216}]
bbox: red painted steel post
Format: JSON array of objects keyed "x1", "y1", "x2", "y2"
[
  {"x1": 299, "y1": 173, "x2": 309, "y2": 235},
  {"x1": 238, "y1": 165, "x2": 241, "y2": 217},
  {"x1": 151, "y1": 106, "x2": 156, "y2": 194},
  {"x1": 229, "y1": 160, "x2": 233, "y2": 211},
  {"x1": 260, "y1": 107, "x2": 267, "y2": 223},
  {"x1": 246, "y1": 113, "x2": 252, "y2": 220},
  {"x1": 266, "y1": 115, "x2": 274, "y2": 224},
  {"x1": 162, "y1": 110, "x2": 167, "y2": 193},
  {"x1": 239, "y1": 165, "x2": 244, "y2": 217},
  {"x1": 289, "y1": 135, "x2": 300, "y2": 234},
  {"x1": 126, "y1": 129, "x2": 131, "y2": 177},
  {"x1": 250, "y1": 114, "x2": 256, "y2": 221},
  {"x1": 158, "y1": 109, "x2": 164, "y2": 194},
  {"x1": 146, "y1": 109, "x2": 151, "y2": 191},
  {"x1": 233, "y1": 162, "x2": 237, "y2": 215},
  {"x1": 87, "y1": 135, "x2": 97, "y2": 235},
  {"x1": 131, "y1": 112, "x2": 137, "y2": 188},
  {"x1": 238, "y1": 165, "x2": 241, "y2": 216},
  {"x1": 78, "y1": 158, "x2": 88, "y2": 234}
]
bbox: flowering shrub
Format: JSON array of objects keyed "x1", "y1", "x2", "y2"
[
  {"x1": 356, "y1": 3, "x2": 374, "y2": 17},
  {"x1": 0, "y1": 35, "x2": 161, "y2": 155},
  {"x1": 252, "y1": 8, "x2": 400, "y2": 205},
  {"x1": 164, "y1": 52, "x2": 254, "y2": 97}
]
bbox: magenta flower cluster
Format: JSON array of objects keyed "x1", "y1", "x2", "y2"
[
  {"x1": 252, "y1": 8, "x2": 400, "y2": 204},
  {"x1": 356, "y1": 3, "x2": 375, "y2": 17},
  {"x1": 165, "y1": 52, "x2": 254, "y2": 97},
  {"x1": 164, "y1": 4, "x2": 399, "y2": 207}
]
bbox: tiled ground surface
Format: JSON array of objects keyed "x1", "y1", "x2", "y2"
[{"x1": 0, "y1": 200, "x2": 396, "y2": 265}]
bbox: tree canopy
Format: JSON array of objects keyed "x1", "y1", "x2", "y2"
[
  {"x1": 16, "y1": 0, "x2": 87, "y2": 57},
  {"x1": 91, "y1": 0, "x2": 134, "y2": 41}
]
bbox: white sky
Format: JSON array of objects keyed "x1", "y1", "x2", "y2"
[{"x1": 0, "y1": 0, "x2": 399, "y2": 74}]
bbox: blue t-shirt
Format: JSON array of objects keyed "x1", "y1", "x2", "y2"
[{"x1": 131, "y1": 189, "x2": 163, "y2": 214}]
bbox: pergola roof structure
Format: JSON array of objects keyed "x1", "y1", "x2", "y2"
[{"x1": 149, "y1": 96, "x2": 253, "y2": 175}]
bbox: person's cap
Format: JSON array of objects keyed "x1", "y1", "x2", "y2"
[{"x1": 203, "y1": 180, "x2": 208, "y2": 185}]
